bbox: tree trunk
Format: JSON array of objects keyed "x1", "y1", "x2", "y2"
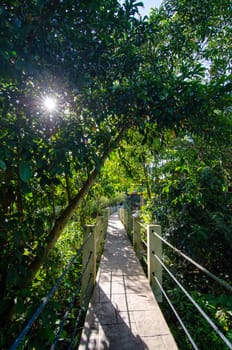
[
  {"x1": 29, "y1": 129, "x2": 127, "y2": 284},
  {"x1": 141, "y1": 154, "x2": 151, "y2": 200},
  {"x1": 1, "y1": 128, "x2": 128, "y2": 328}
]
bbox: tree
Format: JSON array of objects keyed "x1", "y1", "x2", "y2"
[
  {"x1": 0, "y1": 0, "x2": 146, "y2": 328},
  {"x1": 0, "y1": 0, "x2": 231, "y2": 339}
]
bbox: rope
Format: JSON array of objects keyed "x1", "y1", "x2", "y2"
[
  {"x1": 153, "y1": 232, "x2": 232, "y2": 293},
  {"x1": 154, "y1": 254, "x2": 232, "y2": 350},
  {"x1": 9, "y1": 232, "x2": 92, "y2": 350}
]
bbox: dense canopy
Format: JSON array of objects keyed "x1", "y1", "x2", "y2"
[{"x1": 0, "y1": 0, "x2": 231, "y2": 348}]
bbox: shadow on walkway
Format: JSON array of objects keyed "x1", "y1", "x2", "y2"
[
  {"x1": 78, "y1": 213, "x2": 178, "y2": 349},
  {"x1": 78, "y1": 283, "x2": 148, "y2": 350}
]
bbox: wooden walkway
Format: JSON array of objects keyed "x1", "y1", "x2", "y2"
[{"x1": 78, "y1": 213, "x2": 178, "y2": 350}]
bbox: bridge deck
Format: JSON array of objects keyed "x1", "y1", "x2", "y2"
[{"x1": 78, "y1": 213, "x2": 178, "y2": 350}]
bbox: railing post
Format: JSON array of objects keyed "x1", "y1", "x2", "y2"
[
  {"x1": 81, "y1": 224, "x2": 96, "y2": 308},
  {"x1": 147, "y1": 224, "x2": 162, "y2": 303},
  {"x1": 133, "y1": 217, "x2": 142, "y2": 259},
  {"x1": 127, "y1": 209, "x2": 130, "y2": 235},
  {"x1": 119, "y1": 207, "x2": 124, "y2": 225},
  {"x1": 103, "y1": 208, "x2": 109, "y2": 233},
  {"x1": 122, "y1": 208, "x2": 126, "y2": 227},
  {"x1": 96, "y1": 216, "x2": 104, "y2": 260}
]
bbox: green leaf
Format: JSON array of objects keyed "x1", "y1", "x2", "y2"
[
  {"x1": 15, "y1": 299, "x2": 25, "y2": 313},
  {"x1": 0, "y1": 159, "x2": 6, "y2": 170},
  {"x1": 19, "y1": 162, "x2": 32, "y2": 182},
  {"x1": 6, "y1": 269, "x2": 19, "y2": 286},
  {"x1": 0, "y1": 128, "x2": 8, "y2": 139}
]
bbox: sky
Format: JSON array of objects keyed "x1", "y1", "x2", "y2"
[{"x1": 139, "y1": 0, "x2": 163, "y2": 16}]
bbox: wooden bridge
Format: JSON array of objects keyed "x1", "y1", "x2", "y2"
[
  {"x1": 10, "y1": 209, "x2": 231, "y2": 350},
  {"x1": 78, "y1": 212, "x2": 178, "y2": 349}
]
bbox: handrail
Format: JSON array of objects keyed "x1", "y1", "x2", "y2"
[
  {"x1": 10, "y1": 208, "x2": 110, "y2": 350},
  {"x1": 139, "y1": 222, "x2": 147, "y2": 230},
  {"x1": 50, "y1": 251, "x2": 93, "y2": 350},
  {"x1": 51, "y1": 279, "x2": 82, "y2": 350},
  {"x1": 128, "y1": 210, "x2": 231, "y2": 292},
  {"x1": 119, "y1": 207, "x2": 232, "y2": 349},
  {"x1": 154, "y1": 276, "x2": 199, "y2": 350},
  {"x1": 9, "y1": 233, "x2": 92, "y2": 350},
  {"x1": 153, "y1": 232, "x2": 232, "y2": 293},
  {"x1": 68, "y1": 309, "x2": 82, "y2": 350},
  {"x1": 120, "y1": 207, "x2": 231, "y2": 292},
  {"x1": 142, "y1": 239, "x2": 147, "y2": 248},
  {"x1": 154, "y1": 254, "x2": 232, "y2": 350}
]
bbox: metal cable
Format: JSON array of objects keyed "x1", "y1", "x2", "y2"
[
  {"x1": 139, "y1": 222, "x2": 147, "y2": 230},
  {"x1": 68, "y1": 218, "x2": 108, "y2": 349},
  {"x1": 153, "y1": 232, "x2": 232, "y2": 293},
  {"x1": 154, "y1": 254, "x2": 232, "y2": 350},
  {"x1": 142, "y1": 256, "x2": 147, "y2": 265},
  {"x1": 50, "y1": 281, "x2": 81, "y2": 350},
  {"x1": 82, "y1": 251, "x2": 93, "y2": 275},
  {"x1": 154, "y1": 275, "x2": 199, "y2": 350},
  {"x1": 68, "y1": 308, "x2": 83, "y2": 350},
  {"x1": 9, "y1": 232, "x2": 92, "y2": 350},
  {"x1": 50, "y1": 251, "x2": 93, "y2": 350},
  {"x1": 142, "y1": 239, "x2": 147, "y2": 248}
]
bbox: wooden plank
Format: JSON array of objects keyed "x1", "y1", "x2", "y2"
[
  {"x1": 147, "y1": 224, "x2": 163, "y2": 302},
  {"x1": 78, "y1": 213, "x2": 178, "y2": 350}
]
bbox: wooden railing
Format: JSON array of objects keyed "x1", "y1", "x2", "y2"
[
  {"x1": 119, "y1": 207, "x2": 232, "y2": 349},
  {"x1": 10, "y1": 208, "x2": 112, "y2": 350},
  {"x1": 81, "y1": 208, "x2": 110, "y2": 307},
  {"x1": 119, "y1": 207, "x2": 163, "y2": 302}
]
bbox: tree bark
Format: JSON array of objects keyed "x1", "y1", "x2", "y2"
[{"x1": 141, "y1": 154, "x2": 151, "y2": 200}]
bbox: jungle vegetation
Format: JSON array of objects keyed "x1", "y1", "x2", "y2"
[{"x1": 0, "y1": 0, "x2": 231, "y2": 348}]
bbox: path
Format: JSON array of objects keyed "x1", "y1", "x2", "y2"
[{"x1": 78, "y1": 212, "x2": 178, "y2": 349}]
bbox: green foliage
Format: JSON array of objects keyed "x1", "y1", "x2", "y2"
[
  {"x1": 164, "y1": 0, "x2": 232, "y2": 78},
  {"x1": 160, "y1": 283, "x2": 232, "y2": 350},
  {"x1": 0, "y1": 0, "x2": 231, "y2": 347},
  {"x1": 1, "y1": 216, "x2": 83, "y2": 349},
  {"x1": 0, "y1": 0, "x2": 144, "y2": 331},
  {"x1": 149, "y1": 140, "x2": 232, "y2": 276}
]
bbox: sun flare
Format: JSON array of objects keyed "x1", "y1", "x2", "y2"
[{"x1": 43, "y1": 96, "x2": 57, "y2": 112}]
